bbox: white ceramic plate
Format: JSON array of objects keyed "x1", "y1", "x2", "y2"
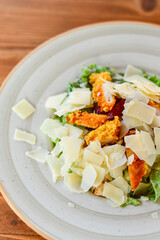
[{"x1": 1, "y1": 22, "x2": 160, "y2": 240}]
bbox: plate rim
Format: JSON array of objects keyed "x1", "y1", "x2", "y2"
[{"x1": 0, "y1": 20, "x2": 160, "y2": 240}]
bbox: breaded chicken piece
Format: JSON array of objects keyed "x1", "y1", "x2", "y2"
[
  {"x1": 89, "y1": 72, "x2": 112, "y2": 86},
  {"x1": 66, "y1": 110, "x2": 108, "y2": 129},
  {"x1": 89, "y1": 72, "x2": 116, "y2": 112},
  {"x1": 85, "y1": 116, "x2": 121, "y2": 145},
  {"x1": 148, "y1": 99, "x2": 160, "y2": 110},
  {"x1": 126, "y1": 148, "x2": 151, "y2": 191},
  {"x1": 94, "y1": 183, "x2": 104, "y2": 196}
]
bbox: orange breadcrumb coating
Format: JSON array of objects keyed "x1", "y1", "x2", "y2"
[
  {"x1": 148, "y1": 99, "x2": 160, "y2": 110},
  {"x1": 85, "y1": 116, "x2": 121, "y2": 145},
  {"x1": 94, "y1": 183, "x2": 104, "y2": 196},
  {"x1": 89, "y1": 72, "x2": 116, "y2": 112},
  {"x1": 89, "y1": 72, "x2": 112, "y2": 86},
  {"x1": 66, "y1": 110, "x2": 108, "y2": 129},
  {"x1": 126, "y1": 148, "x2": 151, "y2": 191}
]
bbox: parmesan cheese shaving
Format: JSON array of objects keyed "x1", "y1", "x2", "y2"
[
  {"x1": 12, "y1": 99, "x2": 36, "y2": 120},
  {"x1": 40, "y1": 118, "x2": 62, "y2": 140},
  {"x1": 124, "y1": 99, "x2": 156, "y2": 124},
  {"x1": 61, "y1": 136, "x2": 82, "y2": 163},
  {"x1": 45, "y1": 93, "x2": 67, "y2": 109},
  {"x1": 64, "y1": 172, "x2": 83, "y2": 193},
  {"x1": 47, "y1": 156, "x2": 64, "y2": 182},
  {"x1": 103, "y1": 144, "x2": 127, "y2": 169},
  {"x1": 66, "y1": 124, "x2": 83, "y2": 138},
  {"x1": 127, "y1": 154, "x2": 134, "y2": 166},
  {"x1": 81, "y1": 165, "x2": 97, "y2": 192},
  {"x1": 111, "y1": 176, "x2": 130, "y2": 195},
  {"x1": 109, "y1": 164, "x2": 127, "y2": 178},
  {"x1": 67, "y1": 90, "x2": 91, "y2": 105},
  {"x1": 26, "y1": 146, "x2": 49, "y2": 163},
  {"x1": 154, "y1": 127, "x2": 160, "y2": 154},
  {"x1": 51, "y1": 142, "x2": 62, "y2": 157},
  {"x1": 126, "y1": 75, "x2": 160, "y2": 95},
  {"x1": 102, "y1": 182, "x2": 125, "y2": 207},
  {"x1": 83, "y1": 148, "x2": 104, "y2": 166},
  {"x1": 124, "y1": 65, "x2": 143, "y2": 79},
  {"x1": 92, "y1": 165, "x2": 105, "y2": 187},
  {"x1": 14, "y1": 128, "x2": 36, "y2": 145},
  {"x1": 141, "y1": 131, "x2": 156, "y2": 155}
]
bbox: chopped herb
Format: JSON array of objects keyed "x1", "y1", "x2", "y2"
[
  {"x1": 57, "y1": 151, "x2": 63, "y2": 158},
  {"x1": 68, "y1": 169, "x2": 72, "y2": 173},
  {"x1": 55, "y1": 113, "x2": 69, "y2": 124},
  {"x1": 55, "y1": 138, "x2": 61, "y2": 144},
  {"x1": 121, "y1": 197, "x2": 141, "y2": 207}
]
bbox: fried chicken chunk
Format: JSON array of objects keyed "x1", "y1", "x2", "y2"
[
  {"x1": 126, "y1": 148, "x2": 151, "y2": 191},
  {"x1": 85, "y1": 116, "x2": 121, "y2": 145},
  {"x1": 148, "y1": 99, "x2": 160, "y2": 110},
  {"x1": 94, "y1": 183, "x2": 104, "y2": 196},
  {"x1": 89, "y1": 72, "x2": 116, "y2": 112},
  {"x1": 66, "y1": 110, "x2": 108, "y2": 129}
]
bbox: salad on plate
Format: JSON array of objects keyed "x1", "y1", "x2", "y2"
[{"x1": 13, "y1": 64, "x2": 160, "y2": 207}]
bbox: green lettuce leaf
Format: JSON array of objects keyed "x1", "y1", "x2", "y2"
[
  {"x1": 143, "y1": 73, "x2": 160, "y2": 87},
  {"x1": 121, "y1": 197, "x2": 141, "y2": 207},
  {"x1": 148, "y1": 170, "x2": 160, "y2": 202}
]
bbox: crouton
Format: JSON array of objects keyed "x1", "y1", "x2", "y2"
[
  {"x1": 148, "y1": 99, "x2": 160, "y2": 110},
  {"x1": 126, "y1": 148, "x2": 150, "y2": 191},
  {"x1": 89, "y1": 72, "x2": 116, "y2": 112},
  {"x1": 66, "y1": 110, "x2": 108, "y2": 129},
  {"x1": 85, "y1": 116, "x2": 121, "y2": 145},
  {"x1": 94, "y1": 183, "x2": 104, "y2": 196}
]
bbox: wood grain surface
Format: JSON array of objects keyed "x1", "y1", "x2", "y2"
[{"x1": 0, "y1": 0, "x2": 160, "y2": 239}]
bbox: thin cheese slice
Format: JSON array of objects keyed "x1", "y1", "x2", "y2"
[
  {"x1": 92, "y1": 165, "x2": 105, "y2": 187},
  {"x1": 109, "y1": 164, "x2": 127, "y2": 178},
  {"x1": 127, "y1": 154, "x2": 134, "y2": 166},
  {"x1": 47, "y1": 155, "x2": 64, "y2": 182},
  {"x1": 12, "y1": 99, "x2": 36, "y2": 119},
  {"x1": 154, "y1": 127, "x2": 160, "y2": 154},
  {"x1": 111, "y1": 177, "x2": 130, "y2": 195},
  {"x1": 67, "y1": 90, "x2": 91, "y2": 105},
  {"x1": 124, "y1": 65, "x2": 143, "y2": 79},
  {"x1": 14, "y1": 128, "x2": 36, "y2": 145},
  {"x1": 61, "y1": 136, "x2": 82, "y2": 163},
  {"x1": 150, "y1": 115, "x2": 160, "y2": 128},
  {"x1": 102, "y1": 182, "x2": 125, "y2": 207},
  {"x1": 87, "y1": 140, "x2": 102, "y2": 154},
  {"x1": 51, "y1": 142, "x2": 62, "y2": 157},
  {"x1": 103, "y1": 144, "x2": 127, "y2": 169},
  {"x1": 141, "y1": 131, "x2": 156, "y2": 155},
  {"x1": 45, "y1": 93, "x2": 67, "y2": 109},
  {"x1": 124, "y1": 99, "x2": 156, "y2": 124},
  {"x1": 114, "y1": 82, "x2": 137, "y2": 98},
  {"x1": 83, "y1": 149, "x2": 104, "y2": 166},
  {"x1": 126, "y1": 90, "x2": 149, "y2": 104},
  {"x1": 123, "y1": 115, "x2": 143, "y2": 130},
  {"x1": 64, "y1": 172, "x2": 83, "y2": 193},
  {"x1": 81, "y1": 165, "x2": 97, "y2": 192},
  {"x1": 54, "y1": 126, "x2": 69, "y2": 139},
  {"x1": 25, "y1": 146, "x2": 49, "y2": 163},
  {"x1": 55, "y1": 102, "x2": 86, "y2": 117},
  {"x1": 66, "y1": 124, "x2": 83, "y2": 138},
  {"x1": 40, "y1": 118, "x2": 62, "y2": 140},
  {"x1": 70, "y1": 167, "x2": 84, "y2": 176},
  {"x1": 126, "y1": 75, "x2": 160, "y2": 95},
  {"x1": 124, "y1": 133, "x2": 144, "y2": 153}
]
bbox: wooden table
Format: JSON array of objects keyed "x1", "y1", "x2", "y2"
[{"x1": 0, "y1": 0, "x2": 160, "y2": 239}]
